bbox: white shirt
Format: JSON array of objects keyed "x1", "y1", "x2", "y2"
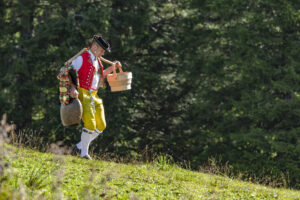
[{"x1": 71, "y1": 50, "x2": 100, "y2": 90}]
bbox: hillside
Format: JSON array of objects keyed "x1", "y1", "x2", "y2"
[
  {"x1": 2, "y1": 0, "x2": 300, "y2": 190},
  {"x1": 1, "y1": 144, "x2": 299, "y2": 200}
]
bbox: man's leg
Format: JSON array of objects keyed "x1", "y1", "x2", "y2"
[
  {"x1": 76, "y1": 129, "x2": 102, "y2": 150},
  {"x1": 80, "y1": 128, "x2": 93, "y2": 158},
  {"x1": 74, "y1": 88, "x2": 97, "y2": 159},
  {"x1": 91, "y1": 128, "x2": 102, "y2": 142},
  {"x1": 95, "y1": 95, "x2": 106, "y2": 132},
  {"x1": 92, "y1": 95, "x2": 106, "y2": 143}
]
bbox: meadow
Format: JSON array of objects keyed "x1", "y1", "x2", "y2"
[{"x1": 1, "y1": 143, "x2": 299, "y2": 200}]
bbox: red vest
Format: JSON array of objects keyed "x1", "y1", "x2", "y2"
[{"x1": 77, "y1": 51, "x2": 104, "y2": 90}]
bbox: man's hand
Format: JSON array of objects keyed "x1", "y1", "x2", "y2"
[
  {"x1": 70, "y1": 83, "x2": 79, "y2": 99},
  {"x1": 103, "y1": 61, "x2": 122, "y2": 77},
  {"x1": 111, "y1": 62, "x2": 116, "y2": 72},
  {"x1": 114, "y1": 61, "x2": 122, "y2": 69}
]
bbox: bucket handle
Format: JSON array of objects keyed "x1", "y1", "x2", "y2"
[{"x1": 112, "y1": 64, "x2": 123, "y2": 78}]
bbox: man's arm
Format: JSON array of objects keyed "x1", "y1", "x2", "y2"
[
  {"x1": 69, "y1": 75, "x2": 79, "y2": 99},
  {"x1": 103, "y1": 61, "x2": 121, "y2": 77},
  {"x1": 69, "y1": 56, "x2": 82, "y2": 99}
]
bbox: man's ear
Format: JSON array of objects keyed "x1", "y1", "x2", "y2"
[{"x1": 91, "y1": 41, "x2": 97, "y2": 49}]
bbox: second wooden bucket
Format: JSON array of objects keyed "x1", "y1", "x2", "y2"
[{"x1": 107, "y1": 68, "x2": 132, "y2": 92}]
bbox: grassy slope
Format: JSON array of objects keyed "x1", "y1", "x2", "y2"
[{"x1": 2, "y1": 145, "x2": 300, "y2": 200}]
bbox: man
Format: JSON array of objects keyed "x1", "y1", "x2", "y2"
[{"x1": 70, "y1": 35, "x2": 120, "y2": 160}]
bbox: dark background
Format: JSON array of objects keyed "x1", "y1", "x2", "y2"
[{"x1": 0, "y1": 0, "x2": 299, "y2": 188}]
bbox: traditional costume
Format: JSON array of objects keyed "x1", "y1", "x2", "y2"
[{"x1": 72, "y1": 36, "x2": 111, "y2": 159}]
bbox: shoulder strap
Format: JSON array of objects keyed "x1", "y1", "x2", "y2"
[{"x1": 97, "y1": 58, "x2": 105, "y2": 89}]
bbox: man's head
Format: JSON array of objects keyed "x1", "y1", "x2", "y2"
[{"x1": 91, "y1": 35, "x2": 111, "y2": 58}]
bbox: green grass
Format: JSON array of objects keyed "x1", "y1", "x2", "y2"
[{"x1": 1, "y1": 144, "x2": 300, "y2": 200}]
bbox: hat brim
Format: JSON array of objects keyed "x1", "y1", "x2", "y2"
[{"x1": 94, "y1": 36, "x2": 111, "y2": 52}]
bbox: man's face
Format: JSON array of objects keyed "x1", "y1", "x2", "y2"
[
  {"x1": 95, "y1": 43, "x2": 105, "y2": 57},
  {"x1": 98, "y1": 46, "x2": 105, "y2": 57},
  {"x1": 92, "y1": 43, "x2": 105, "y2": 57}
]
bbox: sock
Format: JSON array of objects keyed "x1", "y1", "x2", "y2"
[
  {"x1": 91, "y1": 129, "x2": 102, "y2": 142},
  {"x1": 76, "y1": 141, "x2": 82, "y2": 149},
  {"x1": 80, "y1": 129, "x2": 93, "y2": 157},
  {"x1": 76, "y1": 129, "x2": 102, "y2": 149}
]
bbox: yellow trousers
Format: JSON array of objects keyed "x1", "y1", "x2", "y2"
[{"x1": 78, "y1": 88, "x2": 106, "y2": 131}]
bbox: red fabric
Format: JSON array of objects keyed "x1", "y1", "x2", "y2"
[{"x1": 77, "y1": 51, "x2": 95, "y2": 90}]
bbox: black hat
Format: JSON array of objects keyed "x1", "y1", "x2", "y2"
[{"x1": 93, "y1": 35, "x2": 111, "y2": 52}]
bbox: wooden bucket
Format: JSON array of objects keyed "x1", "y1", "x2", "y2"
[{"x1": 107, "y1": 68, "x2": 132, "y2": 92}]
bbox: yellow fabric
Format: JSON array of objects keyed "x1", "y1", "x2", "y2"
[{"x1": 78, "y1": 87, "x2": 106, "y2": 131}]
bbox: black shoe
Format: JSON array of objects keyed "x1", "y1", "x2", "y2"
[
  {"x1": 82, "y1": 154, "x2": 92, "y2": 160},
  {"x1": 71, "y1": 145, "x2": 81, "y2": 156}
]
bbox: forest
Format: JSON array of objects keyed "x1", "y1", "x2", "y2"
[{"x1": 1, "y1": 0, "x2": 299, "y2": 189}]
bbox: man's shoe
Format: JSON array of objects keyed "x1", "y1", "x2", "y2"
[
  {"x1": 71, "y1": 145, "x2": 81, "y2": 156},
  {"x1": 82, "y1": 154, "x2": 92, "y2": 160}
]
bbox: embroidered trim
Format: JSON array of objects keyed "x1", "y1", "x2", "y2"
[
  {"x1": 95, "y1": 129, "x2": 103, "y2": 134},
  {"x1": 83, "y1": 128, "x2": 93, "y2": 134},
  {"x1": 57, "y1": 64, "x2": 79, "y2": 105}
]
